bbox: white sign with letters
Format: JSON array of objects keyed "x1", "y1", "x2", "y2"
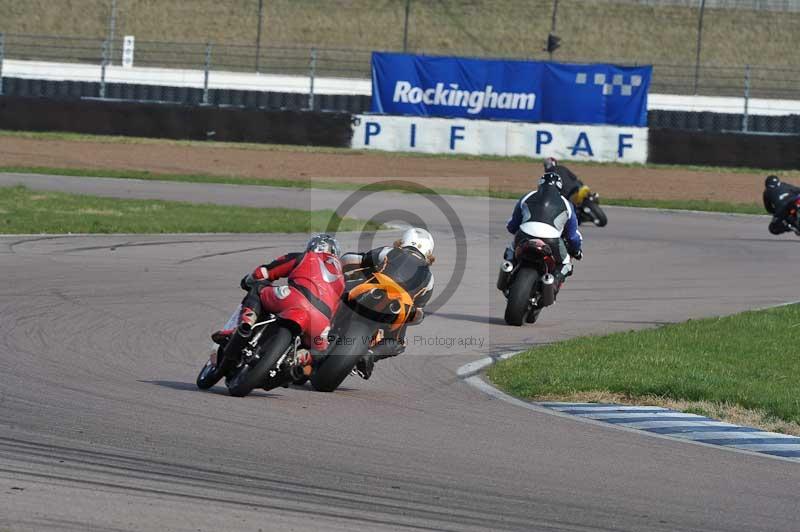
[{"x1": 351, "y1": 115, "x2": 648, "y2": 164}]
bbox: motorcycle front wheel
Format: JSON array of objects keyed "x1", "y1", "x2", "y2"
[
  {"x1": 196, "y1": 349, "x2": 225, "y2": 390},
  {"x1": 226, "y1": 326, "x2": 294, "y2": 397}
]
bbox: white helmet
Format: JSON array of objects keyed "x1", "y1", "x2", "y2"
[{"x1": 399, "y1": 227, "x2": 434, "y2": 257}]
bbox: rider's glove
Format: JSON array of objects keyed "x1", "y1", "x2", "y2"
[{"x1": 573, "y1": 250, "x2": 583, "y2": 261}]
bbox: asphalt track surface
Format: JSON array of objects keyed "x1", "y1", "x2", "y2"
[{"x1": 1, "y1": 173, "x2": 800, "y2": 531}]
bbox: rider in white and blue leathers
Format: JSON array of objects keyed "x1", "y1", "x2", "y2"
[{"x1": 504, "y1": 172, "x2": 583, "y2": 284}]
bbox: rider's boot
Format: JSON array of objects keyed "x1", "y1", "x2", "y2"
[{"x1": 355, "y1": 354, "x2": 375, "y2": 380}]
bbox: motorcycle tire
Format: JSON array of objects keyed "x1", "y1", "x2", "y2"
[
  {"x1": 226, "y1": 326, "x2": 294, "y2": 397},
  {"x1": 311, "y1": 319, "x2": 374, "y2": 392},
  {"x1": 196, "y1": 349, "x2": 225, "y2": 390},
  {"x1": 292, "y1": 375, "x2": 309, "y2": 386},
  {"x1": 525, "y1": 307, "x2": 542, "y2": 324},
  {"x1": 584, "y1": 200, "x2": 608, "y2": 227},
  {"x1": 504, "y1": 267, "x2": 538, "y2": 326}
]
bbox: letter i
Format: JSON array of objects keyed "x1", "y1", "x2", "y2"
[{"x1": 410, "y1": 123, "x2": 417, "y2": 148}]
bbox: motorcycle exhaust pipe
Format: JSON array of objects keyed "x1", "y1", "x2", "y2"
[
  {"x1": 221, "y1": 322, "x2": 253, "y2": 366},
  {"x1": 496, "y1": 261, "x2": 514, "y2": 291},
  {"x1": 369, "y1": 288, "x2": 385, "y2": 300},
  {"x1": 388, "y1": 300, "x2": 402, "y2": 314},
  {"x1": 539, "y1": 274, "x2": 556, "y2": 307}
]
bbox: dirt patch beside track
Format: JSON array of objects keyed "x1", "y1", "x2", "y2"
[{"x1": 0, "y1": 136, "x2": 788, "y2": 204}]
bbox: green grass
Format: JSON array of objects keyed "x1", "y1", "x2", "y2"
[
  {"x1": 2, "y1": 0, "x2": 798, "y2": 76},
  {"x1": 602, "y1": 198, "x2": 764, "y2": 215},
  {"x1": 488, "y1": 304, "x2": 800, "y2": 425},
  {"x1": 0, "y1": 185, "x2": 380, "y2": 234},
  {"x1": 0, "y1": 164, "x2": 766, "y2": 215}
]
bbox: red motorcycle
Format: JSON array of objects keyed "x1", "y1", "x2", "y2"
[
  {"x1": 785, "y1": 198, "x2": 800, "y2": 236},
  {"x1": 196, "y1": 289, "x2": 332, "y2": 397},
  {"x1": 497, "y1": 237, "x2": 559, "y2": 326}
]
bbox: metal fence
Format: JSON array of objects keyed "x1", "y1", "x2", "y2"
[
  {"x1": 3, "y1": 31, "x2": 800, "y2": 99},
  {"x1": 1, "y1": 0, "x2": 799, "y2": 85}
]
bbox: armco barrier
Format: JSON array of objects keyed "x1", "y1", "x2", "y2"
[
  {"x1": 648, "y1": 128, "x2": 800, "y2": 169},
  {"x1": 1, "y1": 77, "x2": 371, "y2": 113},
  {"x1": 0, "y1": 96, "x2": 354, "y2": 147}
]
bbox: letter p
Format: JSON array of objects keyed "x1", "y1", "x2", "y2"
[
  {"x1": 365, "y1": 122, "x2": 381, "y2": 146},
  {"x1": 535, "y1": 130, "x2": 553, "y2": 154}
]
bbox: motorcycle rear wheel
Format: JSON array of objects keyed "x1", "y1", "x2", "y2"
[
  {"x1": 311, "y1": 319, "x2": 374, "y2": 392},
  {"x1": 226, "y1": 326, "x2": 294, "y2": 397},
  {"x1": 504, "y1": 267, "x2": 538, "y2": 326}
]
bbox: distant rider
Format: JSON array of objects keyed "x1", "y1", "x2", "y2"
[
  {"x1": 211, "y1": 234, "x2": 345, "y2": 368},
  {"x1": 340, "y1": 227, "x2": 435, "y2": 380},
  {"x1": 763, "y1": 175, "x2": 800, "y2": 235},
  {"x1": 544, "y1": 156, "x2": 584, "y2": 204},
  {"x1": 503, "y1": 172, "x2": 583, "y2": 286}
]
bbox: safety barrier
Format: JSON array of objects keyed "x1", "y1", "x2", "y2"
[{"x1": 648, "y1": 128, "x2": 800, "y2": 170}]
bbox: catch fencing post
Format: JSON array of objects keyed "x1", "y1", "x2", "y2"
[
  {"x1": 0, "y1": 33, "x2": 5, "y2": 96},
  {"x1": 100, "y1": 40, "x2": 109, "y2": 99},
  {"x1": 308, "y1": 48, "x2": 317, "y2": 110},
  {"x1": 402, "y1": 0, "x2": 411, "y2": 52},
  {"x1": 742, "y1": 64, "x2": 751, "y2": 132},
  {"x1": 255, "y1": 0, "x2": 264, "y2": 72},
  {"x1": 108, "y1": 0, "x2": 118, "y2": 64},
  {"x1": 693, "y1": 0, "x2": 707, "y2": 94},
  {"x1": 203, "y1": 42, "x2": 212, "y2": 105}
]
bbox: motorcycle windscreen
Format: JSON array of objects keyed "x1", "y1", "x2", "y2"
[{"x1": 209, "y1": 303, "x2": 243, "y2": 350}]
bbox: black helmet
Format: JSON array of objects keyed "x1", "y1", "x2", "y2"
[
  {"x1": 543, "y1": 157, "x2": 558, "y2": 171},
  {"x1": 765, "y1": 175, "x2": 780, "y2": 189},
  {"x1": 306, "y1": 233, "x2": 340, "y2": 256},
  {"x1": 538, "y1": 171, "x2": 563, "y2": 190}
]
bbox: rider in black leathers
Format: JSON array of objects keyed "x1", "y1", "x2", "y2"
[
  {"x1": 544, "y1": 157, "x2": 583, "y2": 202},
  {"x1": 763, "y1": 175, "x2": 800, "y2": 235}
]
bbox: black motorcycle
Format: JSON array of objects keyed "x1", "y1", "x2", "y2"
[{"x1": 498, "y1": 237, "x2": 559, "y2": 326}]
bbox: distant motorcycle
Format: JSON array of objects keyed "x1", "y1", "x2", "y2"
[
  {"x1": 785, "y1": 198, "x2": 800, "y2": 236},
  {"x1": 498, "y1": 236, "x2": 560, "y2": 326},
  {"x1": 571, "y1": 185, "x2": 608, "y2": 227}
]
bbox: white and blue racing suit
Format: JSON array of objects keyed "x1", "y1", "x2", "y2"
[{"x1": 505, "y1": 185, "x2": 583, "y2": 278}]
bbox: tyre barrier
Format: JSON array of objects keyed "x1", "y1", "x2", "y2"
[{"x1": 0, "y1": 95, "x2": 354, "y2": 147}]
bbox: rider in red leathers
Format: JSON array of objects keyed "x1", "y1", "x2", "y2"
[{"x1": 212, "y1": 234, "x2": 345, "y2": 368}]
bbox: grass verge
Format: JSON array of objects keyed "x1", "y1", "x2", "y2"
[
  {"x1": 0, "y1": 185, "x2": 380, "y2": 234},
  {"x1": 487, "y1": 304, "x2": 800, "y2": 434},
  {"x1": 0, "y1": 165, "x2": 765, "y2": 215}
]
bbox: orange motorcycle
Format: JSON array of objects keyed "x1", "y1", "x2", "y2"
[{"x1": 310, "y1": 271, "x2": 419, "y2": 392}]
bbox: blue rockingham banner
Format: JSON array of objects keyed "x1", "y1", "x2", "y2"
[{"x1": 370, "y1": 52, "x2": 652, "y2": 127}]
